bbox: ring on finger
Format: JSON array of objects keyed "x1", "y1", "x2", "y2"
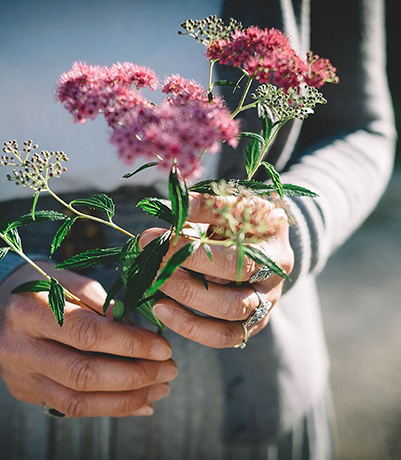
[
  {"x1": 249, "y1": 266, "x2": 274, "y2": 284},
  {"x1": 234, "y1": 289, "x2": 272, "y2": 349}
]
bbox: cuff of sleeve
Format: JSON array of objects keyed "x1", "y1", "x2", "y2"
[{"x1": 0, "y1": 252, "x2": 49, "y2": 286}]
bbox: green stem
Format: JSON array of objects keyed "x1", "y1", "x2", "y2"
[
  {"x1": 246, "y1": 121, "x2": 286, "y2": 180},
  {"x1": 0, "y1": 234, "x2": 102, "y2": 316},
  {"x1": 45, "y1": 186, "x2": 135, "y2": 238},
  {"x1": 231, "y1": 76, "x2": 253, "y2": 119}
]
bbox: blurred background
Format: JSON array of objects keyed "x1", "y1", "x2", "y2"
[{"x1": 317, "y1": 1, "x2": 400, "y2": 458}]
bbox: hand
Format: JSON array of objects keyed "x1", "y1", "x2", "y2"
[
  {"x1": 0, "y1": 261, "x2": 177, "y2": 417},
  {"x1": 139, "y1": 192, "x2": 294, "y2": 349}
]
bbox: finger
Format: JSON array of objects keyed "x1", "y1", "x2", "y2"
[
  {"x1": 15, "y1": 294, "x2": 173, "y2": 360},
  {"x1": 28, "y1": 340, "x2": 177, "y2": 392},
  {"x1": 160, "y1": 267, "x2": 257, "y2": 321},
  {"x1": 153, "y1": 298, "x2": 255, "y2": 349},
  {"x1": 36, "y1": 375, "x2": 171, "y2": 418}
]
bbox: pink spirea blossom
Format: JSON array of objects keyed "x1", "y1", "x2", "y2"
[
  {"x1": 304, "y1": 52, "x2": 339, "y2": 88},
  {"x1": 110, "y1": 87, "x2": 239, "y2": 180},
  {"x1": 207, "y1": 26, "x2": 337, "y2": 91},
  {"x1": 56, "y1": 61, "x2": 157, "y2": 124}
]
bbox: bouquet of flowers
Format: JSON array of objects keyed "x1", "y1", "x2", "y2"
[{"x1": 0, "y1": 16, "x2": 338, "y2": 328}]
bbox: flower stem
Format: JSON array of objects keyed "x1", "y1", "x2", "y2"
[
  {"x1": 45, "y1": 186, "x2": 135, "y2": 238},
  {"x1": 0, "y1": 234, "x2": 102, "y2": 316},
  {"x1": 231, "y1": 76, "x2": 253, "y2": 119}
]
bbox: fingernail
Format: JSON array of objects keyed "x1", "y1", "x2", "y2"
[
  {"x1": 153, "y1": 303, "x2": 173, "y2": 322},
  {"x1": 157, "y1": 364, "x2": 178, "y2": 382},
  {"x1": 150, "y1": 343, "x2": 172, "y2": 360},
  {"x1": 148, "y1": 383, "x2": 170, "y2": 403},
  {"x1": 138, "y1": 231, "x2": 155, "y2": 250},
  {"x1": 133, "y1": 405, "x2": 154, "y2": 416}
]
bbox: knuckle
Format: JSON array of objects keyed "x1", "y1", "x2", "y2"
[
  {"x1": 64, "y1": 393, "x2": 87, "y2": 418},
  {"x1": 179, "y1": 314, "x2": 198, "y2": 340},
  {"x1": 69, "y1": 314, "x2": 100, "y2": 351},
  {"x1": 169, "y1": 280, "x2": 197, "y2": 306},
  {"x1": 69, "y1": 357, "x2": 96, "y2": 392}
]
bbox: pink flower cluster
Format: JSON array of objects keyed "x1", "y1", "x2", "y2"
[
  {"x1": 57, "y1": 65, "x2": 239, "y2": 180},
  {"x1": 206, "y1": 26, "x2": 338, "y2": 91},
  {"x1": 110, "y1": 75, "x2": 239, "y2": 180},
  {"x1": 56, "y1": 62, "x2": 157, "y2": 125}
]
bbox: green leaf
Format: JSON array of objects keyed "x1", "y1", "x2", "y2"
[
  {"x1": 244, "y1": 137, "x2": 262, "y2": 178},
  {"x1": 31, "y1": 191, "x2": 40, "y2": 221},
  {"x1": 137, "y1": 198, "x2": 174, "y2": 225},
  {"x1": 211, "y1": 79, "x2": 237, "y2": 88},
  {"x1": 168, "y1": 165, "x2": 189, "y2": 243},
  {"x1": 201, "y1": 242, "x2": 213, "y2": 262},
  {"x1": 122, "y1": 161, "x2": 158, "y2": 179},
  {"x1": 125, "y1": 231, "x2": 171, "y2": 314},
  {"x1": 48, "y1": 278, "x2": 65, "y2": 326},
  {"x1": 12, "y1": 279, "x2": 52, "y2": 294},
  {"x1": 262, "y1": 162, "x2": 283, "y2": 198},
  {"x1": 0, "y1": 216, "x2": 22, "y2": 251},
  {"x1": 0, "y1": 247, "x2": 9, "y2": 262},
  {"x1": 262, "y1": 116, "x2": 273, "y2": 142},
  {"x1": 148, "y1": 240, "x2": 200, "y2": 296},
  {"x1": 6, "y1": 210, "x2": 66, "y2": 231},
  {"x1": 239, "y1": 131, "x2": 266, "y2": 144},
  {"x1": 282, "y1": 184, "x2": 319, "y2": 198},
  {"x1": 243, "y1": 245, "x2": 291, "y2": 281},
  {"x1": 124, "y1": 231, "x2": 171, "y2": 315},
  {"x1": 190, "y1": 179, "x2": 275, "y2": 196},
  {"x1": 116, "y1": 236, "x2": 141, "y2": 269},
  {"x1": 55, "y1": 247, "x2": 123, "y2": 270},
  {"x1": 136, "y1": 294, "x2": 165, "y2": 330},
  {"x1": 112, "y1": 299, "x2": 125, "y2": 321},
  {"x1": 70, "y1": 193, "x2": 115, "y2": 221},
  {"x1": 50, "y1": 217, "x2": 78, "y2": 255},
  {"x1": 103, "y1": 277, "x2": 124, "y2": 314}
]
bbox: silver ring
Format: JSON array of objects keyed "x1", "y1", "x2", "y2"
[
  {"x1": 234, "y1": 290, "x2": 272, "y2": 349},
  {"x1": 243, "y1": 290, "x2": 272, "y2": 328},
  {"x1": 249, "y1": 266, "x2": 274, "y2": 283},
  {"x1": 43, "y1": 404, "x2": 66, "y2": 418},
  {"x1": 234, "y1": 323, "x2": 248, "y2": 349}
]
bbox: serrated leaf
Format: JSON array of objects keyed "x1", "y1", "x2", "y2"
[
  {"x1": 169, "y1": 165, "x2": 189, "y2": 243},
  {"x1": 103, "y1": 277, "x2": 124, "y2": 314},
  {"x1": 112, "y1": 299, "x2": 125, "y2": 321},
  {"x1": 243, "y1": 245, "x2": 291, "y2": 281},
  {"x1": 31, "y1": 191, "x2": 40, "y2": 220},
  {"x1": 122, "y1": 161, "x2": 158, "y2": 179},
  {"x1": 50, "y1": 217, "x2": 78, "y2": 255},
  {"x1": 137, "y1": 198, "x2": 174, "y2": 225},
  {"x1": 0, "y1": 216, "x2": 22, "y2": 251},
  {"x1": 55, "y1": 247, "x2": 123, "y2": 270},
  {"x1": 49, "y1": 278, "x2": 65, "y2": 326},
  {"x1": 70, "y1": 193, "x2": 115, "y2": 221},
  {"x1": 282, "y1": 184, "x2": 319, "y2": 198},
  {"x1": 148, "y1": 240, "x2": 200, "y2": 296},
  {"x1": 190, "y1": 179, "x2": 276, "y2": 196},
  {"x1": 244, "y1": 137, "x2": 262, "y2": 178},
  {"x1": 6, "y1": 210, "x2": 66, "y2": 231},
  {"x1": 262, "y1": 162, "x2": 283, "y2": 198},
  {"x1": 124, "y1": 231, "x2": 171, "y2": 315},
  {"x1": 239, "y1": 131, "x2": 266, "y2": 144},
  {"x1": 12, "y1": 279, "x2": 52, "y2": 294},
  {"x1": 116, "y1": 236, "x2": 140, "y2": 269},
  {"x1": 0, "y1": 247, "x2": 9, "y2": 262}
]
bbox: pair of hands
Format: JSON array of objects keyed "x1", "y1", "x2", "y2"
[{"x1": 0, "y1": 193, "x2": 293, "y2": 418}]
